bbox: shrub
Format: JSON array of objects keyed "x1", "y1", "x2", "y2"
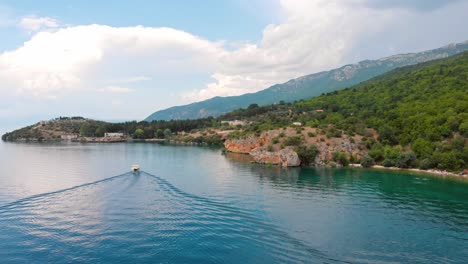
[
  {"x1": 395, "y1": 152, "x2": 417, "y2": 168},
  {"x1": 307, "y1": 132, "x2": 316, "y2": 137},
  {"x1": 383, "y1": 145, "x2": 400, "y2": 160},
  {"x1": 419, "y1": 158, "x2": 435, "y2": 170},
  {"x1": 333, "y1": 151, "x2": 349, "y2": 167},
  {"x1": 378, "y1": 125, "x2": 398, "y2": 145},
  {"x1": 279, "y1": 132, "x2": 286, "y2": 138},
  {"x1": 360, "y1": 154, "x2": 374, "y2": 168},
  {"x1": 296, "y1": 145, "x2": 319, "y2": 165},
  {"x1": 284, "y1": 136, "x2": 303, "y2": 146},
  {"x1": 272, "y1": 137, "x2": 279, "y2": 144},
  {"x1": 412, "y1": 138, "x2": 434, "y2": 159},
  {"x1": 349, "y1": 155, "x2": 359, "y2": 164},
  {"x1": 382, "y1": 158, "x2": 396, "y2": 167},
  {"x1": 368, "y1": 144, "x2": 384, "y2": 161},
  {"x1": 437, "y1": 151, "x2": 464, "y2": 171},
  {"x1": 459, "y1": 121, "x2": 468, "y2": 137},
  {"x1": 267, "y1": 145, "x2": 274, "y2": 152}
]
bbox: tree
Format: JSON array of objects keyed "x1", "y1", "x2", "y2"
[
  {"x1": 134, "y1": 128, "x2": 145, "y2": 139},
  {"x1": 95, "y1": 126, "x2": 106, "y2": 137},
  {"x1": 395, "y1": 152, "x2": 417, "y2": 168},
  {"x1": 155, "y1": 129, "x2": 164, "y2": 139},
  {"x1": 248, "y1": 103, "x2": 259, "y2": 109},
  {"x1": 296, "y1": 145, "x2": 319, "y2": 165},
  {"x1": 333, "y1": 151, "x2": 349, "y2": 166},
  {"x1": 163, "y1": 128, "x2": 172, "y2": 138},
  {"x1": 459, "y1": 121, "x2": 468, "y2": 137},
  {"x1": 378, "y1": 125, "x2": 398, "y2": 145},
  {"x1": 412, "y1": 138, "x2": 434, "y2": 159},
  {"x1": 360, "y1": 154, "x2": 374, "y2": 168},
  {"x1": 79, "y1": 123, "x2": 93, "y2": 137}
]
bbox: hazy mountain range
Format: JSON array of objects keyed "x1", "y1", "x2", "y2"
[{"x1": 145, "y1": 41, "x2": 468, "y2": 121}]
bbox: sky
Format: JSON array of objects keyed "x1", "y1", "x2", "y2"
[{"x1": 0, "y1": 0, "x2": 467, "y2": 132}]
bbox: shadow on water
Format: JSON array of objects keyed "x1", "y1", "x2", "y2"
[{"x1": 0, "y1": 171, "x2": 347, "y2": 263}]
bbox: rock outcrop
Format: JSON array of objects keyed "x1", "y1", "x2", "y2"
[
  {"x1": 224, "y1": 131, "x2": 301, "y2": 167},
  {"x1": 224, "y1": 127, "x2": 370, "y2": 167},
  {"x1": 224, "y1": 131, "x2": 277, "y2": 154},
  {"x1": 249, "y1": 148, "x2": 300, "y2": 167}
]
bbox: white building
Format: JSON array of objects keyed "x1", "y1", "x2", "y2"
[
  {"x1": 292, "y1": 122, "x2": 302, "y2": 126},
  {"x1": 221, "y1": 120, "x2": 247, "y2": 126},
  {"x1": 61, "y1": 134, "x2": 78, "y2": 140},
  {"x1": 104, "y1": 132, "x2": 124, "y2": 138}
]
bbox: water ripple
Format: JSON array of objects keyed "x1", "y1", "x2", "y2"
[{"x1": 0, "y1": 171, "x2": 347, "y2": 263}]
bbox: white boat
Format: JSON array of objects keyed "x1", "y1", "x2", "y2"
[{"x1": 131, "y1": 164, "x2": 140, "y2": 172}]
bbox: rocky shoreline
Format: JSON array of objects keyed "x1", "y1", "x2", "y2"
[
  {"x1": 223, "y1": 127, "x2": 367, "y2": 167},
  {"x1": 349, "y1": 164, "x2": 467, "y2": 179}
]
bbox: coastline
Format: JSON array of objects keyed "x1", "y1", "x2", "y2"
[
  {"x1": 349, "y1": 163, "x2": 466, "y2": 179},
  {"x1": 3, "y1": 138, "x2": 466, "y2": 179}
]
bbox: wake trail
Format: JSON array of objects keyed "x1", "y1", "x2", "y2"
[
  {"x1": 0, "y1": 170, "x2": 348, "y2": 263},
  {"x1": 0, "y1": 172, "x2": 132, "y2": 211}
]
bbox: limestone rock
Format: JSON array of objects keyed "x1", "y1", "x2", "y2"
[{"x1": 249, "y1": 147, "x2": 300, "y2": 167}]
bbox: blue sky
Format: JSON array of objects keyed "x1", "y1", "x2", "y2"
[
  {"x1": 0, "y1": 0, "x2": 281, "y2": 48},
  {"x1": 0, "y1": 0, "x2": 467, "y2": 133}
]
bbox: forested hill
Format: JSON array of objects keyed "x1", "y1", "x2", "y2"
[
  {"x1": 145, "y1": 41, "x2": 468, "y2": 121},
  {"x1": 292, "y1": 51, "x2": 468, "y2": 170}
]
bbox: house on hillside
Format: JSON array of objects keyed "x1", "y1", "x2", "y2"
[
  {"x1": 104, "y1": 132, "x2": 124, "y2": 138},
  {"x1": 314, "y1": 109, "x2": 324, "y2": 113},
  {"x1": 292, "y1": 122, "x2": 302, "y2": 126},
  {"x1": 221, "y1": 120, "x2": 247, "y2": 126}
]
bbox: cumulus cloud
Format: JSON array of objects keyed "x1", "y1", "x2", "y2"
[
  {"x1": 184, "y1": 0, "x2": 468, "y2": 101},
  {"x1": 0, "y1": 0, "x2": 467, "y2": 109},
  {"x1": 0, "y1": 25, "x2": 224, "y2": 98},
  {"x1": 19, "y1": 16, "x2": 60, "y2": 33}
]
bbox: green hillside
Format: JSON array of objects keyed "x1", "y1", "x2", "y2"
[{"x1": 293, "y1": 52, "x2": 468, "y2": 170}]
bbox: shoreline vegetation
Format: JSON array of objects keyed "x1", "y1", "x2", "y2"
[
  {"x1": 2, "y1": 52, "x2": 467, "y2": 177},
  {"x1": 349, "y1": 164, "x2": 465, "y2": 179}
]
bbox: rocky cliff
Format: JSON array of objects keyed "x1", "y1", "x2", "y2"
[{"x1": 224, "y1": 127, "x2": 372, "y2": 167}]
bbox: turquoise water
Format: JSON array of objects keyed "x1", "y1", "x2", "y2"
[{"x1": 0, "y1": 142, "x2": 467, "y2": 263}]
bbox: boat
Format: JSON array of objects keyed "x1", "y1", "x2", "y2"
[{"x1": 131, "y1": 164, "x2": 140, "y2": 172}]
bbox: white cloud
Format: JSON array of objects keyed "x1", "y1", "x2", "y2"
[
  {"x1": 109, "y1": 76, "x2": 151, "y2": 83},
  {"x1": 98, "y1": 86, "x2": 134, "y2": 93},
  {"x1": 183, "y1": 0, "x2": 468, "y2": 101},
  {"x1": 0, "y1": 0, "x2": 467, "y2": 118},
  {"x1": 19, "y1": 16, "x2": 60, "y2": 33},
  {"x1": 183, "y1": 0, "x2": 394, "y2": 101},
  {"x1": 0, "y1": 25, "x2": 224, "y2": 98}
]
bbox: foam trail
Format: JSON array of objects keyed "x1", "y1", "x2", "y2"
[
  {"x1": 141, "y1": 171, "x2": 349, "y2": 264},
  {"x1": 0, "y1": 172, "x2": 132, "y2": 211},
  {"x1": 0, "y1": 170, "x2": 348, "y2": 263}
]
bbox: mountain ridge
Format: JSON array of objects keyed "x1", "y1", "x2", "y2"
[{"x1": 145, "y1": 41, "x2": 468, "y2": 121}]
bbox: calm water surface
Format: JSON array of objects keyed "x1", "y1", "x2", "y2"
[{"x1": 0, "y1": 142, "x2": 467, "y2": 263}]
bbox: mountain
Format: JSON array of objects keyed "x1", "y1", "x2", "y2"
[
  {"x1": 145, "y1": 41, "x2": 468, "y2": 121},
  {"x1": 222, "y1": 51, "x2": 468, "y2": 171}
]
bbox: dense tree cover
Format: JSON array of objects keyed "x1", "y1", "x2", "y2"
[
  {"x1": 215, "y1": 52, "x2": 468, "y2": 171},
  {"x1": 293, "y1": 52, "x2": 468, "y2": 171}
]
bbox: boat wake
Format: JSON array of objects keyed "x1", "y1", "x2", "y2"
[{"x1": 0, "y1": 171, "x2": 348, "y2": 263}]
